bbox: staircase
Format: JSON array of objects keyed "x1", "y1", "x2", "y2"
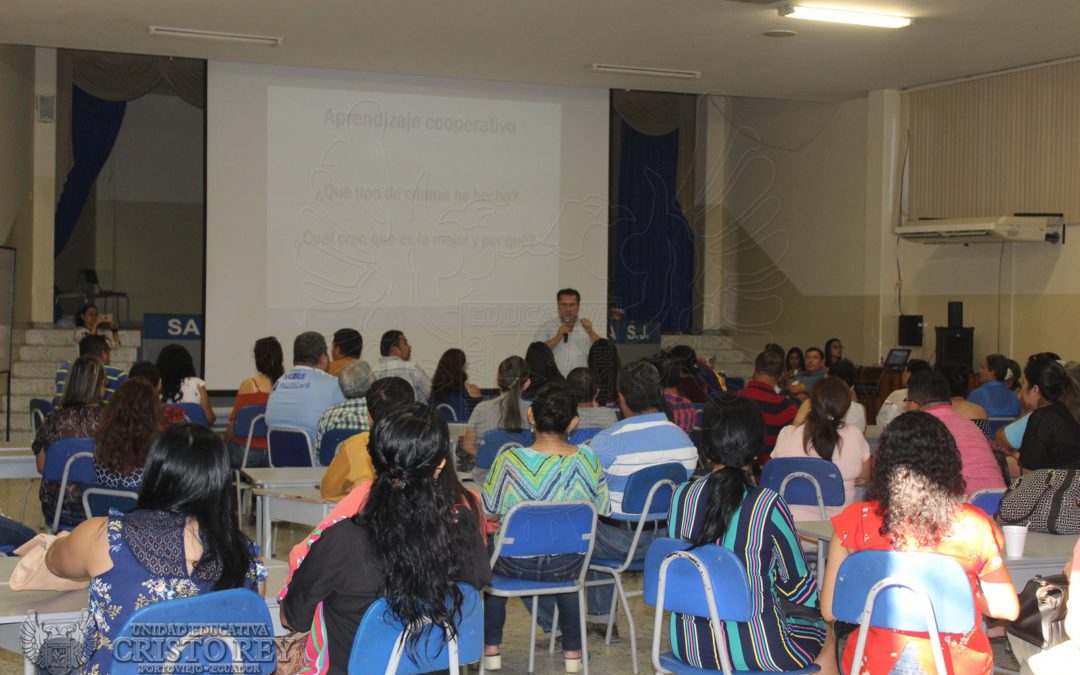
[{"x1": 2, "y1": 327, "x2": 141, "y2": 443}]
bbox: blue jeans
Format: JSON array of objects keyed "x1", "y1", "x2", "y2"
[
  {"x1": 228, "y1": 441, "x2": 268, "y2": 469},
  {"x1": 484, "y1": 554, "x2": 585, "y2": 652},
  {"x1": 0, "y1": 515, "x2": 36, "y2": 550},
  {"x1": 583, "y1": 521, "x2": 658, "y2": 620}
]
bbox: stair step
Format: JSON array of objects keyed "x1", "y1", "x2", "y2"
[
  {"x1": 11, "y1": 378, "x2": 56, "y2": 395},
  {"x1": 17, "y1": 345, "x2": 138, "y2": 364},
  {"x1": 14, "y1": 362, "x2": 60, "y2": 379},
  {"x1": 22, "y1": 328, "x2": 142, "y2": 347}
]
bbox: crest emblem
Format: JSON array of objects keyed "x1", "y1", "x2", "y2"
[{"x1": 20, "y1": 609, "x2": 94, "y2": 675}]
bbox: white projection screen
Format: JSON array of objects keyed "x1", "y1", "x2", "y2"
[{"x1": 206, "y1": 62, "x2": 608, "y2": 390}]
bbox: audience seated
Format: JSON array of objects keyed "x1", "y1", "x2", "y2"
[
  {"x1": 968, "y1": 353, "x2": 1022, "y2": 418},
  {"x1": 320, "y1": 376, "x2": 413, "y2": 500},
  {"x1": 224, "y1": 336, "x2": 284, "y2": 468},
  {"x1": 73, "y1": 302, "x2": 120, "y2": 348},
  {"x1": 824, "y1": 337, "x2": 844, "y2": 371},
  {"x1": 585, "y1": 361, "x2": 697, "y2": 624},
  {"x1": 45, "y1": 423, "x2": 268, "y2": 672},
  {"x1": 315, "y1": 360, "x2": 374, "y2": 450},
  {"x1": 788, "y1": 346, "x2": 826, "y2": 399},
  {"x1": 284, "y1": 404, "x2": 490, "y2": 675},
  {"x1": 772, "y1": 377, "x2": 870, "y2": 520},
  {"x1": 372, "y1": 330, "x2": 431, "y2": 401},
  {"x1": 481, "y1": 382, "x2": 610, "y2": 672},
  {"x1": 36, "y1": 355, "x2": 105, "y2": 528},
  {"x1": 785, "y1": 346, "x2": 805, "y2": 383},
  {"x1": 876, "y1": 358, "x2": 932, "y2": 428},
  {"x1": 266, "y1": 331, "x2": 345, "y2": 456},
  {"x1": 461, "y1": 356, "x2": 531, "y2": 479},
  {"x1": 54, "y1": 335, "x2": 127, "y2": 405},
  {"x1": 327, "y1": 327, "x2": 363, "y2": 377},
  {"x1": 996, "y1": 355, "x2": 1075, "y2": 454},
  {"x1": 128, "y1": 361, "x2": 187, "y2": 428},
  {"x1": 668, "y1": 344, "x2": 723, "y2": 402},
  {"x1": 820, "y1": 412, "x2": 1018, "y2": 675},
  {"x1": 667, "y1": 396, "x2": 826, "y2": 671},
  {"x1": 905, "y1": 371, "x2": 1005, "y2": 495},
  {"x1": 565, "y1": 367, "x2": 617, "y2": 429},
  {"x1": 1015, "y1": 357, "x2": 1080, "y2": 470},
  {"x1": 587, "y1": 338, "x2": 621, "y2": 408},
  {"x1": 737, "y1": 349, "x2": 799, "y2": 461},
  {"x1": 157, "y1": 343, "x2": 215, "y2": 425},
  {"x1": 93, "y1": 378, "x2": 161, "y2": 492},
  {"x1": 940, "y1": 364, "x2": 990, "y2": 421},
  {"x1": 524, "y1": 340, "x2": 564, "y2": 399},
  {"x1": 0, "y1": 514, "x2": 36, "y2": 549},
  {"x1": 794, "y1": 359, "x2": 866, "y2": 433},
  {"x1": 430, "y1": 347, "x2": 482, "y2": 404},
  {"x1": 653, "y1": 354, "x2": 697, "y2": 436}
]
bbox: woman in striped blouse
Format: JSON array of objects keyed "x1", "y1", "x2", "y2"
[{"x1": 666, "y1": 396, "x2": 827, "y2": 672}]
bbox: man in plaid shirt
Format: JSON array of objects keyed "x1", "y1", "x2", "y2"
[{"x1": 315, "y1": 360, "x2": 375, "y2": 451}]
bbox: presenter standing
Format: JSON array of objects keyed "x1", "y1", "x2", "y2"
[{"x1": 537, "y1": 288, "x2": 600, "y2": 375}]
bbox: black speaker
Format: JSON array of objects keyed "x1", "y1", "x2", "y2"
[
  {"x1": 935, "y1": 327, "x2": 974, "y2": 369},
  {"x1": 948, "y1": 301, "x2": 963, "y2": 329},
  {"x1": 898, "y1": 315, "x2": 923, "y2": 347}
]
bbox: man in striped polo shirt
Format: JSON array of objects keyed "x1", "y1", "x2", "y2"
[
  {"x1": 54, "y1": 335, "x2": 127, "y2": 406},
  {"x1": 584, "y1": 361, "x2": 698, "y2": 630},
  {"x1": 737, "y1": 349, "x2": 798, "y2": 465}
]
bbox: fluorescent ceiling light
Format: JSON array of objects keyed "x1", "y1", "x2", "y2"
[
  {"x1": 148, "y1": 25, "x2": 283, "y2": 46},
  {"x1": 589, "y1": 64, "x2": 701, "y2": 79},
  {"x1": 778, "y1": 5, "x2": 911, "y2": 28}
]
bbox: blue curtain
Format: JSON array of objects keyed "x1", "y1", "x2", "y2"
[
  {"x1": 612, "y1": 122, "x2": 694, "y2": 331},
  {"x1": 54, "y1": 85, "x2": 126, "y2": 256}
]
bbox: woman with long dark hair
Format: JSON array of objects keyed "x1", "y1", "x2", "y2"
[
  {"x1": 225, "y1": 336, "x2": 284, "y2": 466},
  {"x1": 587, "y1": 339, "x2": 620, "y2": 407},
  {"x1": 1016, "y1": 357, "x2": 1080, "y2": 470},
  {"x1": 823, "y1": 338, "x2": 843, "y2": 370},
  {"x1": 156, "y1": 343, "x2": 216, "y2": 424},
  {"x1": 430, "y1": 347, "x2": 482, "y2": 401},
  {"x1": 786, "y1": 346, "x2": 805, "y2": 380},
  {"x1": 461, "y1": 356, "x2": 531, "y2": 482},
  {"x1": 666, "y1": 396, "x2": 826, "y2": 672},
  {"x1": 772, "y1": 377, "x2": 870, "y2": 520},
  {"x1": 524, "y1": 341, "x2": 564, "y2": 398},
  {"x1": 46, "y1": 424, "x2": 267, "y2": 672},
  {"x1": 94, "y1": 378, "x2": 162, "y2": 491},
  {"x1": 283, "y1": 404, "x2": 491, "y2": 674},
  {"x1": 968, "y1": 353, "x2": 1022, "y2": 417},
  {"x1": 820, "y1": 412, "x2": 1018, "y2": 675}
]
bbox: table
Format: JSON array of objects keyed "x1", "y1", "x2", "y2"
[
  {"x1": 254, "y1": 487, "x2": 337, "y2": 559},
  {"x1": 448, "y1": 422, "x2": 467, "y2": 439},
  {"x1": 0, "y1": 556, "x2": 289, "y2": 673},
  {"x1": 796, "y1": 520, "x2": 1075, "y2": 590}
]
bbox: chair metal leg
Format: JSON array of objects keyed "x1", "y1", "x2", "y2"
[
  {"x1": 528, "y1": 595, "x2": 539, "y2": 674},
  {"x1": 549, "y1": 603, "x2": 559, "y2": 654},
  {"x1": 612, "y1": 573, "x2": 638, "y2": 673},
  {"x1": 604, "y1": 579, "x2": 619, "y2": 644},
  {"x1": 579, "y1": 588, "x2": 590, "y2": 675}
]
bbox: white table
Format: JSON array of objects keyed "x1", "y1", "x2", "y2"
[
  {"x1": 254, "y1": 487, "x2": 337, "y2": 559},
  {"x1": 796, "y1": 520, "x2": 1075, "y2": 590},
  {"x1": 0, "y1": 556, "x2": 289, "y2": 673},
  {"x1": 448, "y1": 422, "x2": 467, "y2": 439}
]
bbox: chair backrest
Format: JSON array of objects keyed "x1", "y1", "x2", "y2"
[
  {"x1": 986, "y1": 417, "x2": 1016, "y2": 437},
  {"x1": 267, "y1": 427, "x2": 314, "y2": 467},
  {"x1": 434, "y1": 402, "x2": 459, "y2": 422},
  {"x1": 29, "y1": 398, "x2": 53, "y2": 434},
  {"x1": 319, "y1": 427, "x2": 360, "y2": 467},
  {"x1": 111, "y1": 588, "x2": 275, "y2": 675},
  {"x1": 492, "y1": 501, "x2": 597, "y2": 561},
  {"x1": 642, "y1": 537, "x2": 693, "y2": 605},
  {"x1": 619, "y1": 462, "x2": 686, "y2": 517},
  {"x1": 759, "y1": 456, "x2": 846, "y2": 518},
  {"x1": 567, "y1": 427, "x2": 603, "y2": 445},
  {"x1": 83, "y1": 488, "x2": 139, "y2": 518},
  {"x1": 232, "y1": 405, "x2": 268, "y2": 441},
  {"x1": 475, "y1": 429, "x2": 534, "y2": 470},
  {"x1": 176, "y1": 402, "x2": 210, "y2": 426},
  {"x1": 432, "y1": 395, "x2": 474, "y2": 424},
  {"x1": 969, "y1": 488, "x2": 1006, "y2": 516},
  {"x1": 347, "y1": 583, "x2": 482, "y2": 675},
  {"x1": 43, "y1": 438, "x2": 97, "y2": 532}
]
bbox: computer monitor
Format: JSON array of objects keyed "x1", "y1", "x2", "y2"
[{"x1": 884, "y1": 348, "x2": 912, "y2": 369}]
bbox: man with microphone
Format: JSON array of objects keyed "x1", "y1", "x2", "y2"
[{"x1": 537, "y1": 288, "x2": 601, "y2": 375}]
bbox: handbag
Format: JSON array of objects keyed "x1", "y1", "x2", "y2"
[
  {"x1": 8, "y1": 534, "x2": 89, "y2": 592},
  {"x1": 998, "y1": 468, "x2": 1080, "y2": 534},
  {"x1": 1006, "y1": 574, "x2": 1069, "y2": 650}
]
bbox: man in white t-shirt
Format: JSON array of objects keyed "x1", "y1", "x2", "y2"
[{"x1": 535, "y1": 288, "x2": 601, "y2": 375}]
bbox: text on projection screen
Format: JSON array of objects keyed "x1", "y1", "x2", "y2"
[{"x1": 266, "y1": 87, "x2": 562, "y2": 311}]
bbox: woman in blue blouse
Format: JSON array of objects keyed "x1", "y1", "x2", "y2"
[
  {"x1": 968, "y1": 353, "x2": 1022, "y2": 418},
  {"x1": 666, "y1": 396, "x2": 826, "y2": 672}
]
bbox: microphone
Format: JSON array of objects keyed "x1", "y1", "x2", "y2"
[{"x1": 563, "y1": 332, "x2": 569, "y2": 344}]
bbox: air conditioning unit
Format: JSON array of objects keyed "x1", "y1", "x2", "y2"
[{"x1": 896, "y1": 215, "x2": 1064, "y2": 244}]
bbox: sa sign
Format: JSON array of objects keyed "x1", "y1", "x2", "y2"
[{"x1": 168, "y1": 318, "x2": 201, "y2": 337}]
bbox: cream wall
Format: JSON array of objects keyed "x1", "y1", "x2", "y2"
[{"x1": 0, "y1": 45, "x2": 33, "y2": 246}]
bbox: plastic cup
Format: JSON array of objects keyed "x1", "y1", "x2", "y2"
[{"x1": 1002, "y1": 525, "x2": 1028, "y2": 559}]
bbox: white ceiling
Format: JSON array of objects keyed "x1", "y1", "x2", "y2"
[{"x1": 4, "y1": 0, "x2": 1080, "y2": 100}]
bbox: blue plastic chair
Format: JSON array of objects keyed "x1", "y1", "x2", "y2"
[
  {"x1": 110, "y1": 588, "x2": 275, "y2": 675},
  {"x1": 318, "y1": 427, "x2": 360, "y2": 467},
  {"x1": 432, "y1": 395, "x2": 475, "y2": 423},
  {"x1": 567, "y1": 427, "x2": 604, "y2": 445},
  {"x1": 176, "y1": 402, "x2": 210, "y2": 426},
  {"x1": 233, "y1": 406, "x2": 268, "y2": 527},
  {"x1": 475, "y1": 429, "x2": 535, "y2": 472},
  {"x1": 985, "y1": 416, "x2": 1017, "y2": 438},
  {"x1": 29, "y1": 398, "x2": 53, "y2": 434},
  {"x1": 480, "y1": 501, "x2": 598, "y2": 675},
  {"x1": 969, "y1": 488, "x2": 1006, "y2": 516},
  {"x1": 643, "y1": 539, "x2": 821, "y2": 675},
  {"x1": 582, "y1": 462, "x2": 686, "y2": 673},
  {"x1": 82, "y1": 488, "x2": 139, "y2": 518},
  {"x1": 831, "y1": 550, "x2": 974, "y2": 675},
  {"x1": 267, "y1": 427, "x2": 314, "y2": 467},
  {"x1": 42, "y1": 437, "x2": 96, "y2": 532},
  {"x1": 347, "y1": 583, "x2": 482, "y2": 674}
]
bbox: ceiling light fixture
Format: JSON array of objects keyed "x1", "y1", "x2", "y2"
[
  {"x1": 589, "y1": 64, "x2": 701, "y2": 79},
  {"x1": 147, "y1": 25, "x2": 284, "y2": 46},
  {"x1": 777, "y1": 5, "x2": 911, "y2": 29}
]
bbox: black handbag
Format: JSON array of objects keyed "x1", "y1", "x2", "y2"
[
  {"x1": 998, "y1": 468, "x2": 1080, "y2": 534},
  {"x1": 1006, "y1": 574, "x2": 1070, "y2": 649}
]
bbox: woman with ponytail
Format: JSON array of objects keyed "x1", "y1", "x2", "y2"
[
  {"x1": 666, "y1": 396, "x2": 826, "y2": 672},
  {"x1": 283, "y1": 404, "x2": 491, "y2": 674},
  {"x1": 772, "y1": 377, "x2": 870, "y2": 520},
  {"x1": 461, "y1": 356, "x2": 531, "y2": 479},
  {"x1": 1016, "y1": 357, "x2": 1080, "y2": 470}
]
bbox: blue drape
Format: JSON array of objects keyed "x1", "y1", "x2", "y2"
[
  {"x1": 612, "y1": 122, "x2": 694, "y2": 331},
  {"x1": 54, "y1": 85, "x2": 126, "y2": 256}
]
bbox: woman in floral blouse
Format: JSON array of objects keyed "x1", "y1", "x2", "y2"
[{"x1": 46, "y1": 423, "x2": 267, "y2": 673}]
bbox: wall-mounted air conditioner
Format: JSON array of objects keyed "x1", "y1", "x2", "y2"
[{"x1": 896, "y1": 215, "x2": 1064, "y2": 244}]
